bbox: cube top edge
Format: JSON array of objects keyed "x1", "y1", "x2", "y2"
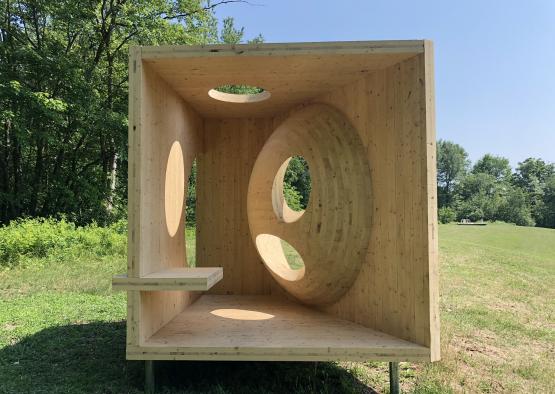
[
  {"x1": 136, "y1": 39, "x2": 428, "y2": 59},
  {"x1": 131, "y1": 40, "x2": 432, "y2": 118}
]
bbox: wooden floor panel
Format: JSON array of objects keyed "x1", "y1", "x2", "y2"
[{"x1": 128, "y1": 295, "x2": 430, "y2": 361}]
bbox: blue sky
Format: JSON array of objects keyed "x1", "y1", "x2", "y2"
[{"x1": 215, "y1": 0, "x2": 555, "y2": 167}]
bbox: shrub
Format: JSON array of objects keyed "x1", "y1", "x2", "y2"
[
  {"x1": 438, "y1": 207, "x2": 457, "y2": 224},
  {"x1": 0, "y1": 218, "x2": 127, "y2": 268},
  {"x1": 497, "y1": 187, "x2": 535, "y2": 226},
  {"x1": 283, "y1": 184, "x2": 303, "y2": 212}
]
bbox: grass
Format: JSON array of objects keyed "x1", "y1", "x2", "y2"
[
  {"x1": 281, "y1": 239, "x2": 305, "y2": 270},
  {"x1": 1, "y1": 221, "x2": 554, "y2": 393},
  {"x1": 185, "y1": 226, "x2": 196, "y2": 267},
  {"x1": 434, "y1": 223, "x2": 555, "y2": 393}
]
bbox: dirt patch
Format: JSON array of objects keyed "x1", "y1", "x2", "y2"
[{"x1": 2, "y1": 323, "x2": 17, "y2": 331}]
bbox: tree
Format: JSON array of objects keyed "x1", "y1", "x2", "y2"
[
  {"x1": 472, "y1": 154, "x2": 512, "y2": 182},
  {"x1": 283, "y1": 183, "x2": 303, "y2": 212},
  {"x1": 436, "y1": 140, "x2": 469, "y2": 207},
  {"x1": 496, "y1": 186, "x2": 535, "y2": 226},
  {"x1": 453, "y1": 169, "x2": 535, "y2": 226},
  {"x1": 465, "y1": 153, "x2": 534, "y2": 225},
  {"x1": 537, "y1": 175, "x2": 555, "y2": 228},
  {"x1": 283, "y1": 156, "x2": 311, "y2": 210},
  {"x1": 186, "y1": 159, "x2": 197, "y2": 224},
  {"x1": 0, "y1": 0, "x2": 250, "y2": 225},
  {"x1": 438, "y1": 206, "x2": 456, "y2": 224},
  {"x1": 513, "y1": 158, "x2": 554, "y2": 193},
  {"x1": 220, "y1": 16, "x2": 244, "y2": 44},
  {"x1": 454, "y1": 173, "x2": 500, "y2": 221},
  {"x1": 513, "y1": 158, "x2": 555, "y2": 226}
]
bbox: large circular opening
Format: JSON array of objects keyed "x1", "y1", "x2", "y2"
[
  {"x1": 208, "y1": 84, "x2": 270, "y2": 103},
  {"x1": 247, "y1": 104, "x2": 372, "y2": 305},
  {"x1": 255, "y1": 234, "x2": 305, "y2": 282},
  {"x1": 272, "y1": 156, "x2": 311, "y2": 223}
]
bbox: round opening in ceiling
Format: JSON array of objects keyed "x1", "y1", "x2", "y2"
[{"x1": 208, "y1": 84, "x2": 271, "y2": 103}]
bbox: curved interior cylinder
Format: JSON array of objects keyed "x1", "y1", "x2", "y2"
[{"x1": 247, "y1": 104, "x2": 373, "y2": 305}]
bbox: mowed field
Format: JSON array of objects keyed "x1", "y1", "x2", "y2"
[{"x1": 0, "y1": 222, "x2": 553, "y2": 393}]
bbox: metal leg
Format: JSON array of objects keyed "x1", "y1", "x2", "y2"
[
  {"x1": 389, "y1": 362, "x2": 400, "y2": 394},
  {"x1": 145, "y1": 360, "x2": 155, "y2": 394}
]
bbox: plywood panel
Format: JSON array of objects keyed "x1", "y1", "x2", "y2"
[
  {"x1": 196, "y1": 118, "x2": 277, "y2": 295},
  {"x1": 192, "y1": 48, "x2": 438, "y2": 358},
  {"x1": 127, "y1": 48, "x2": 204, "y2": 344},
  {"x1": 126, "y1": 46, "x2": 142, "y2": 348},
  {"x1": 424, "y1": 41, "x2": 441, "y2": 361},
  {"x1": 128, "y1": 295, "x2": 430, "y2": 361},
  {"x1": 142, "y1": 41, "x2": 424, "y2": 118},
  {"x1": 315, "y1": 45, "x2": 439, "y2": 358},
  {"x1": 140, "y1": 291, "x2": 199, "y2": 344},
  {"x1": 137, "y1": 63, "x2": 202, "y2": 275},
  {"x1": 126, "y1": 40, "x2": 439, "y2": 361}
]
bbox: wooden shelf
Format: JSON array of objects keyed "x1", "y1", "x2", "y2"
[
  {"x1": 127, "y1": 295, "x2": 430, "y2": 361},
  {"x1": 112, "y1": 267, "x2": 223, "y2": 291}
]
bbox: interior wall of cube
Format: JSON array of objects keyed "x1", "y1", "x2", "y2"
[{"x1": 127, "y1": 42, "x2": 439, "y2": 360}]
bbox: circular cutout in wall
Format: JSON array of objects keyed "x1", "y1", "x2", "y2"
[
  {"x1": 255, "y1": 234, "x2": 305, "y2": 282},
  {"x1": 165, "y1": 141, "x2": 185, "y2": 237},
  {"x1": 247, "y1": 104, "x2": 373, "y2": 305},
  {"x1": 208, "y1": 84, "x2": 271, "y2": 103},
  {"x1": 272, "y1": 156, "x2": 311, "y2": 223},
  {"x1": 185, "y1": 158, "x2": 197, "y2": 267}
]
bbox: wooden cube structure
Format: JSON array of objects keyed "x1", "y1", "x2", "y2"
[{"x1": 113, "y1": 40, "x2": 440, "y2": 362}]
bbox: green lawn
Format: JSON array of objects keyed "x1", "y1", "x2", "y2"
[{"x1": 1, "y1": 222, "x2": 554, "y2": 393}]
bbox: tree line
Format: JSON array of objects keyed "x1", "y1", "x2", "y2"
[
  {"x1": 276, "y1": 142, "x2": 555, "y2": 229},
  {"x1": 437, "y1": 140, "x2": 555, "y2": 228},
  {"x1": 1, "y1": 2, "x2": 553, "y2": 230},
  {"x1": 0, "y1": 0, "x2": 257, "y2": 226}
]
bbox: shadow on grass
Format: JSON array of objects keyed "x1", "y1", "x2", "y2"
[{"x1": 0, "y1": 321, "x2": 376, "y2": 394}]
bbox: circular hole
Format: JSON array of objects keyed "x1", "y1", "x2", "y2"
[
  {"x1": 164, "y1": 141, "x2": 185, "y2": 237},
  {"x1": 272, "y1": 156, "x2": 311, "y2": 223},
  {"x1": 208, "y1": 84, "x2": 271, "y2": 103},
  {"x1": 255, "y1": 234, "x2": 305, "y2": 282}
]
